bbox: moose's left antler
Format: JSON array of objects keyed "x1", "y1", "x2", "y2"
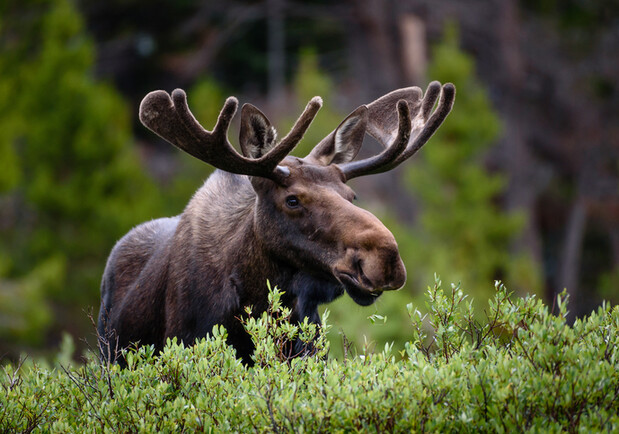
[
  {"x1": 139, "y1": 89, "x2": 322, "y2": 181},
  {"x1": 338, "y1": 81, "x2": 455, "y2": 180}
]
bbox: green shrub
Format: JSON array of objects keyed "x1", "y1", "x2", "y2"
[{"x1": 1, "y1": 280, "x2": 617, "y2": 432}]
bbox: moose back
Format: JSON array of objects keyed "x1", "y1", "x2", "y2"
[{"x1": 97, "y1": 82, "x2": 455, "y2": 364}]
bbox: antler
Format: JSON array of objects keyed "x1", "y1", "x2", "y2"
[
  {"x1": 139, "y1": 89, "x2": 322, "y2": 180},
  {"x1": 338, "y1": 81, "x2": 455, "y2": 180}
]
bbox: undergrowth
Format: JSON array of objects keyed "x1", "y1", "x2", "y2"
[{"x1": 1, "y1": 277, "x2": 617, "y2": 432}]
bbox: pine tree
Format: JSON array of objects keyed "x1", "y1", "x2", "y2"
[
  {"x1": 403, "y1": 23, "x2": 542, "y2": 305},
  {"x1": 0, "y1": 0, "x2": 163, "y2": 354}
]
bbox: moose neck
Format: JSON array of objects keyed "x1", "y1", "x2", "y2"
[
  {"x1": 177, "y1": 171, "x2": 296, "y2": 311},
  {"x1": 170, "y1": 171, "x2": 343, "y2": 340}
]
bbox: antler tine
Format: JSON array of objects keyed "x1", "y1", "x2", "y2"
[
  {"x1": 339, "y1": 100, "x2": 411, "y2": 180},
  {"x1": 259, "y1": 96, "x2": 323, "y2": 165},
  {"x1": 338, "y1": 82, "x2": 455, "y2": 180},
  {"x1": 391, "y1": 81, "x2": 455, "y2": 166},
  {"x1": 170, "y1": 89, "x2": 245, "y2": 168},
  {"x1": 139, "y1": 89, "x2": 244, "y2": 170},
  {"x1": 421, "y1": 81, "x2": 442, "y2": 121},
  {"x1": 140, "y1": 90, "x2": 322, "y2": 180}
]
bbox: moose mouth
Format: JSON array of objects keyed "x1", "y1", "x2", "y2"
[{"x1": 337, "y1": 272, "x2": 383, "y2": 306}]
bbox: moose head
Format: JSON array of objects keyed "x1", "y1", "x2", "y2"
[{"x1": 98, "y1": 82, "x2": 455, "y2": 364}]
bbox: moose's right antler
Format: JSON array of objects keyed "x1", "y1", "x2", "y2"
[
  {"x1": 338, "y1": 81, "x2": 455, "y2": 180},
  {"x1": 139, "y1": 89, "x2": 322, "y2": 180}
]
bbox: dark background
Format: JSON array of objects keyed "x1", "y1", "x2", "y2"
[{"x1": 1, "y1": 0, "x2": 617, "y2": 360}]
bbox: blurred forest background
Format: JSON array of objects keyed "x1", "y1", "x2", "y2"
[{"x1": 1, "y1": 0, "x2": 617, "y2": 361}]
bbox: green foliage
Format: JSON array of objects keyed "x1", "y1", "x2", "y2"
[
  {"x1": 0, "y1": 0, "x2": 164, "y2": 352},
  {"x1": 1, "y1": 281, "x2": 617, "y2": 432},
  {"x1": 0, "y1": 256, "x2": 63, "y2": 346},
  {"x1": 242, "y1": 282, "x2": 331, "y2": 366},
  {"x1": 190, "y1": 77, "x2": 229, "y2": 125},
  {"x1": 599, "y1": 268, "x2": 619, "y2": 305}
]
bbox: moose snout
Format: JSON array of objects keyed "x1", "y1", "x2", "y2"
[
  {"x1": 336, "y1": 242, "x2": 406, "y2": 295},
  {"x1": 361, "y1": 245, "x2": 407, "y2": 292},
  {"x1": 331, "y1": 202, "x2": 407, "y2": 304}
]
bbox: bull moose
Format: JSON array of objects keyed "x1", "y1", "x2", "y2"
[{"x1": 97, "y1": 81, "x2": 455, "y2": 364}]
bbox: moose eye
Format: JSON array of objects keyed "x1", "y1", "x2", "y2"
[{"x1": 285, "y1": 195, "x2": 300, "y2": 209}]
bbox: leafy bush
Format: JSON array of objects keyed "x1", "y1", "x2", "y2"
[{"x1": 1, "y1": 280, "x2": 617, "y2": 432}]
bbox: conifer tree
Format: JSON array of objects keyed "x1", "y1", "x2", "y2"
[
  {"x1": 0, "y1": 0, "x2": 162, "y2": 354},
  {"x1": 403, "y1": 24, "x2": 541, "y2": 305}
]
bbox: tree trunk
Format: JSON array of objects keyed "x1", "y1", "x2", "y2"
[
  {"x1": 267, "y1": 0, "x2": 285, "y2": 106},
  {"x1": 399, "y1": 14, "x2": 426, "y2": 85},
  {"x1": 346, "y1": 0, "x2": 402, "y2": 97},
  {"x1": 558, "y1": 197, "x2": 587, "y2": 321}
]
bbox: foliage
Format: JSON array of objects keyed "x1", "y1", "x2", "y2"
[
  {"x1": 599, "y1": 268, "x2": 619, "y2": 306},
  {"x1": 242, "y1": 282, "x2": 331, "y2": 366},
  {"x1": 0, "y1": 0, "x2": 164, "y2": 353},
  {"x1": 1, "y1": 281, "x2": 617, "y2": 432}
]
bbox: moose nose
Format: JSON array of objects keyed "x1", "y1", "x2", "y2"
[
  {"x1": 334, "y1": 200, "x2": 407, "y2": 293},
  {"x1": 367, "y1": 245, "x2": 406, "y2": 292},
  {"x1": 384, "y1": 265, "x2": 406, "y2": 291},
  {"x1": 343, "y1": 240, "x2": 406, "y2": 294}
]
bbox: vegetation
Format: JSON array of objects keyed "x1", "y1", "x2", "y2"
[
  {"x1": 1, "y1": 280, "x2": 617, "y2": 432},
  {"x1": 0, "y1": 0, "x2": 169, "y2": 355}
]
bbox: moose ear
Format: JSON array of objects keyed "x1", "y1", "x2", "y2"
[
  {"x1": 239, "y1": 104, "x2": 278, "y2": 158},
  {"x1": 307, "y1": 105, "x2": 368, "y2": 166}
]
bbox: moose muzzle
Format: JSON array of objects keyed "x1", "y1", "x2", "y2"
[{"x1": 333, "y1": 207, "x2": 407, "y2": 305}]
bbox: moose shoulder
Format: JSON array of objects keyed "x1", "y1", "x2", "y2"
[{"x1": 97, "y1": 82, "x2": 455, "y2": 364}]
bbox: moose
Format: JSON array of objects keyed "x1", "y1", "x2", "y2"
[{"x1": 97, "y1": 81, "x2": 455, "y2": 364}]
